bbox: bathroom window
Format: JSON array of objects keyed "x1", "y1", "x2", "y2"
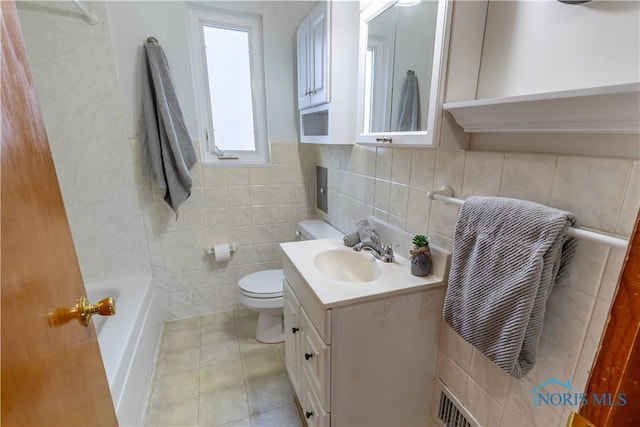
[{"x1": 189, "y1": 7, "x2": 269, "y2": 166}]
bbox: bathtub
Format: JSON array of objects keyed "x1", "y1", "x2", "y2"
[{"x1": 86, "y1": 276, "x2": 164, "y2": 426}]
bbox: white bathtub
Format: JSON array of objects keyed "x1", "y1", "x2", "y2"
[{"x1": 86, "y1": 276, "x2": 164, "y2": 426}]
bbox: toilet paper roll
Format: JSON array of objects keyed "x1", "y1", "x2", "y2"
[{"x1": 213, "y1": 243, "x2": 231, "y2": 262}]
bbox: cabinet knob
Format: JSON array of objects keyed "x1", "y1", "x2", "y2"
[
  {"x1": 292, "y1": 327, "x2": 299, "y2": 334},
  {"x1": 305, "y1": 411, "x2": 314, "y2": 419},
  {"x1": 304, "y1": 353, "x2": 313, "y2": 360}
]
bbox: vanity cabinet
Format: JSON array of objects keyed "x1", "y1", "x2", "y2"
[
  {"x1": 284, "y1": 279, "x2": 331, "y2": 427},
  {"x1": 283, "y1": 258, "x2": 445, "y2": 426},
  {"x1": 297, "y1": 2, "x2": 329, "y2": 109}
]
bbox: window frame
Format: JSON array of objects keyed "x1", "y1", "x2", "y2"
[{"x1": 188, "y1": 6, "x2": 270, "y2": 167}]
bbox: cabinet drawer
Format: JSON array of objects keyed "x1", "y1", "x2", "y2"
[
  {"x1": 302, "y1": 369, "x2": 330, "y2": 427},
  {"x1": 284, "y1": 259, "x2": 331, "y2": 343},
  {"x1": 301, "y1": 309, "x2": 331, "y2": 411}
]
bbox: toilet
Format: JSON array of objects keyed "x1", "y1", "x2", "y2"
[{"x1": 237, "y1": 220, "x2": 343, "y2": 343}]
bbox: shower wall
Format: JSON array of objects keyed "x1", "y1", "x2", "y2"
[{"x1": 17, "y1": 1, "x2": 151, "y2": 283}]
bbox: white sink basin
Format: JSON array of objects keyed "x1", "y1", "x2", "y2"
[
  {"x1": 280, "y1": 237, "x2": 449, "y2": 308},
  {"x1": 313, "y1": 249, "x2": 381, "y2": 282}
]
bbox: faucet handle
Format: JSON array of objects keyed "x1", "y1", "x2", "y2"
[{"x1": 381, "y1": 243, "x2": 397, "y2": 262}]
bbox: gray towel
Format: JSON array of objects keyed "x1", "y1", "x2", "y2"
[
  {"x1": 396, "y1": 70, "x2": 420, "y2": 132},
  {"x1": 140, "y1": 41, "x2": 196, "y2": 217},
  {"x1": 356, "y1": 219, "x2": 378, "y2": 245},
  {"x1": 343, "y1": 231, "x2": 360, "y2": 247},
  {"x1": 443, "y1": 196, "x2": 577, "y2": 379}
]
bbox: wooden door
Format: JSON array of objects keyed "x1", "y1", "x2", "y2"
[
  {"x1": 579, "y1": 209, "x2": 640, "y2": 425},
  {"x1": 1, "y1": 1, "x2": 118, "y2": 425}
]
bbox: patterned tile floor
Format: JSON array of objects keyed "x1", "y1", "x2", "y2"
[{"x1": 144, "y1": 309, "x2": 304, "y2": 427}]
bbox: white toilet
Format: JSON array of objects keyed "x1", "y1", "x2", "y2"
[{"x1": 237, "y1": 220, "x2": 343, "y2": 343}]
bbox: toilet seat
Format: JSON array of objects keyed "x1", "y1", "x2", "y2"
[{"x1": 238, "y1": 269, "x2": 283, "y2": 299}]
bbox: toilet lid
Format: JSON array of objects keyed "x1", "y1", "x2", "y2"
[{"x1": 239, "y1": 269, "x2": 283, "y2": 297}]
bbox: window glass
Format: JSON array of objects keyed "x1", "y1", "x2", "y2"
[{"x1": 203, "y1": 25, "x2": 255, "y2": 152}]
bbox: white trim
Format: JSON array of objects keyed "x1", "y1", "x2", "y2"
[
  {"x1": 444, "y1": 82, "x2": 640, "y2": 134},
  {"x1": 188, "y1": 6, "x2": 270, "y2": 166}
]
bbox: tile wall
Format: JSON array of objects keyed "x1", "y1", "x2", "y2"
[
  {"x1": 131, "y1": 140, "x2": 317, "y2": 320},
  {"x1": 317, "y1": 144, "x2": 639, "y2": 426},
  {"x1": 17, "y1": 2, "x2": 151, "y2": 283}
]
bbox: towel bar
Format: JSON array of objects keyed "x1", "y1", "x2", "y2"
[
  {"x1": 71, "y1": 0, "x2": 97, "y2": 24},
  {"x1": 427, "y1": 185, "x2": 629, "y2": 250}
]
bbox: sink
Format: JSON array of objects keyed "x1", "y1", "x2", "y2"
[{"x1": 313, "y1": 249, "x2": 381, "y2": 282}]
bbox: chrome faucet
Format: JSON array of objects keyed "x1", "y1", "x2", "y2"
[{"x1": 353, "y1": 241, "x2": 396, "y2": 263}]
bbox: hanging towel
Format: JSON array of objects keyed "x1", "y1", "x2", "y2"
[
  {"x1": 442, "y1": 196, "x2": 577, "y2": 379},
  {"x1": 396, "y1": 70, "x2": 420, "y2": 131},
  {"x1": 140, "y1": 40, "x2": 196, "y2": 217}
]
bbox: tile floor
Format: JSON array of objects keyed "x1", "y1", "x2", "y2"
[{"x1": 144, "y1": 308, "x2": 304, "y2": 427}]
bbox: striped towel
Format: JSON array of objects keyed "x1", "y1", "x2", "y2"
[{"x1": 443, "y1": 196, "x2": 577, "y2": 379}]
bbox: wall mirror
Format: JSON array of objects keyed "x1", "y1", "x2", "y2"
[{"x1": 356, "y1": 0, "x2": 450, "y2": 146}]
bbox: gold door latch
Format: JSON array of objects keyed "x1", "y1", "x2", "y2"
[{"x1": 49, "y1": 296, "x2": 116, "y2": 327}]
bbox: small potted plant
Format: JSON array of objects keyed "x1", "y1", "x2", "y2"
[{"x1": 410, "y1": 234, "x2": 432, "y2": 277}]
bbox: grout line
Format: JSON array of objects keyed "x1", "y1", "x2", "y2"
[
  {"x1": 546, "y1": 155, "x2": 560, "y2": 207},
  {"x1": 611, "y1": 160, "x2": 635, "y2": 236},
  {"x1": 140, "y1": 322, "x2": 166, "y2": 426},
  {"x1": 234, "y1": 309, "x2": 254, "y2": 422},
  {"x1": 196, "y1": 313, "x2": 206, "y2": 427}
]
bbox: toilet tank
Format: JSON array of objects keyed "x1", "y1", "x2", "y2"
[{"x1": 297, "y1": 220, "x2": 343, "y2": 240}]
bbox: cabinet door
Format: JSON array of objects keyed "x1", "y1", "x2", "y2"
[
  {"x1": 283, "y1": 280, "x2": 302, "y2": 395},
  {"x1": 308, "y1": 2, "x2": 329, "y2": 107},
  {"x1": 301, "y1": 370, "x2": 331, "y2": 427},
  {"x1": 356, "y1": 0, "x2": 451, "y2": 146},
  {"x1": 301, "y1": 309, "x2": 331, "y2": 411},
  {"x1": 296, "y1": 21, "x2": 311, "y2": 110}
]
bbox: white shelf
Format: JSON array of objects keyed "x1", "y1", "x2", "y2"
[{"x1": 443, "y1": 83, "x2": 640, "y2": 133}]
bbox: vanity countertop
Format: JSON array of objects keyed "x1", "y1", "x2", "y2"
[{"x1": 280, "y1": 237, "x2": 450, "y2": 309}]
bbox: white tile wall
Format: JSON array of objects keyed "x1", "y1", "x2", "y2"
[
  {"x1": 133, "y1": 141, "x2": 317, "y2": 320},
  {"x1": 317, "y1": 143, "x2": 639, "y2": 426},
  {"x1": 17, "y1": 2, "x2": 151, "y2": 283}
]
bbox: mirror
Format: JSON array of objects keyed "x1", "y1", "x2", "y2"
[{"x1": 357, "y1": 0, "x2": 450, "y2": 145}]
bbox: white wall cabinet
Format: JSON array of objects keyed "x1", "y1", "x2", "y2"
[
  {"x1": 296, "y1": 1, "x2": 359, "y2": 144},
  {"x1": 355, "y1": 0, "x2": 452, "y2": 147},
  {"x1": 297, "y1": 2, "x2": 329, "y2": 110},
  {"x1": 442, "y1": 0, "x2": 640, "y2": 149},
  {"x1": 283, "y1": 259, "x2": 444, "y2": 426}
]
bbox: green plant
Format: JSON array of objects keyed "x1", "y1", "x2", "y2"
[{"x1": 412, "y1": 234, "x2": 429, "y2": 248}]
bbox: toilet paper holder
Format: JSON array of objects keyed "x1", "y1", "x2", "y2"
[{"x1": 203, "y1": 243, "x2": 237, "y2": 256}]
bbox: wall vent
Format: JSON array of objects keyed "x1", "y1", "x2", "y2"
[{"x1": 434, "y1": 379, "x2": 479, "y2": 427}]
